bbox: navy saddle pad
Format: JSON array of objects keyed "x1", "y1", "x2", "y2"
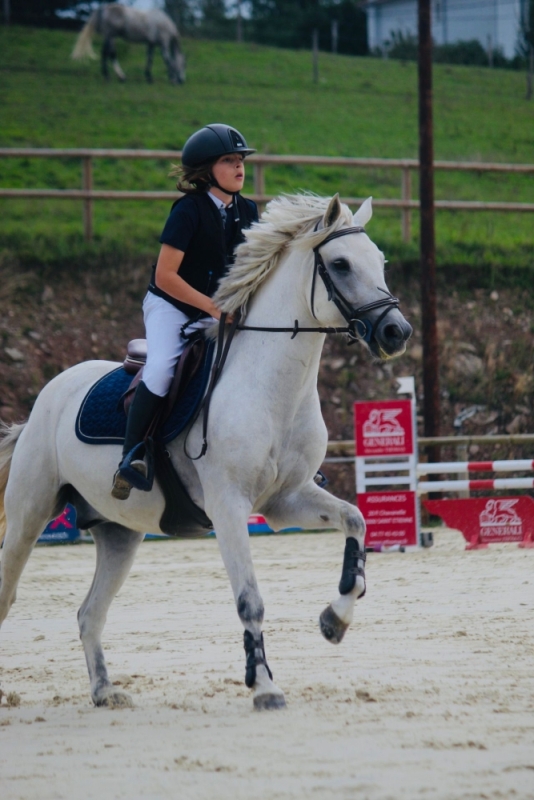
[{"x1": 75, "y1": 341, "x2": 214, "y2": 446}]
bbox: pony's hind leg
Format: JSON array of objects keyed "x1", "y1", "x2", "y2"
[
  {"x1": 78, "y1": 523, "x2": 144, "y2": 707},
  {"x1": 0, "y1": 441, "x2": 59, "y2": 626},
  {"x1": 160, "y1": 41, "x2": 177, "y2": 84},
  {"x1": 264, "y1": 483, "x2": 366, "y2": 645}
]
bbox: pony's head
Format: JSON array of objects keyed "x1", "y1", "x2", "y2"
[
  {"x1": 215, "y1": 193, "x2": 412, "y2": 361},
  {"x1": 308, "y1": 194, "x2": 412, "y2": 359}
]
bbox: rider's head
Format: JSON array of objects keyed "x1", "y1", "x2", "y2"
[{"x1": 171, "y1": 124, "x2": 256, "y2": 194}]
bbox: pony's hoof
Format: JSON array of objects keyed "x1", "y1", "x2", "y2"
[
  {"x1": 253, "y1": 692, "x2": 286, "y2": 711},
  {"x1": 93, "y1": 689, "x2": 134, "y2": 709},
  {"x1": 319, "y1": 604, "x2": 349, "y2": 644}
]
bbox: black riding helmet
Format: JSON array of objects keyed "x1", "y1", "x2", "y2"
[{"x1": 181, "y1": 124, "x2": 256, "y2": 168}]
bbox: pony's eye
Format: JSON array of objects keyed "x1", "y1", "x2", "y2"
[{"x1": 331, "y1": 258, "x2": 351, "y2": 273}]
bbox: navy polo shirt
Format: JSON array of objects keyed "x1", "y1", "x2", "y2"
[{"x1": 160, "y1": 193, "x2": 258, "y2": 254}]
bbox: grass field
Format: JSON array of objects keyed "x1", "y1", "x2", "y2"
[{"x1": 1, "y1": 25, "x2": 533, "y2": 278}]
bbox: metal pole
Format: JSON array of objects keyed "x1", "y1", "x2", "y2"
[
  {"x1": 312, "y1": 29, "x2": 319, "y2": 84},
  {"x1": 487, "y1": 34, "x2": 493, "y2": 67},
  {"x1": 82, "y1": 156, "x2": 93, "y2": 242},
  {"x1": 3, "y1": 0, "x2": 10, "y2": 23},
  {"x1": 253, "y1": 162, "x2": 265, "y2": 214},
  {"x1": 236, "y1": 0, "x2": 242, "y2": 43},
  {"x1": 455, "y1": 442, "x2": 470, "y2": 498},
  {"x1": 417, "y1": 0, "x2": 440, "y2": 463},
  {"x1": 331, "y1": 20, "x2": 338, "y2": 54}
]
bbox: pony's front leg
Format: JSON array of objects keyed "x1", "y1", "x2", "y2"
[
  {"x1": 210, "y1": 503, "x2": 286, "y2": 711},
  {"x1": 101, "y1": 38, "x2": 110, "y2": 79},
  {"x1": 265, "y1": 484, "x2": 366, "y2": 645},
  {"x1": 102, "y1": 37, "x2": 125, "y2": 81}
]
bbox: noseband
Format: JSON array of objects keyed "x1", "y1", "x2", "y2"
[{"x1": 310, "y1": 225, "x2": 400, "y2": 344}]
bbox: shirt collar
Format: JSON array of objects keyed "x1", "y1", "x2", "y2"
[{"x1": 208, "y1": 191, "x2": 232, "y2": 210}]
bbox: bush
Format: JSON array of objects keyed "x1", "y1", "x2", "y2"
[
  {"x1": 380, "y1": 31, "x2": 521, "y2": 70},
  {"x1": 436, "y1": 39, "x2": 490, "y2": 66}
]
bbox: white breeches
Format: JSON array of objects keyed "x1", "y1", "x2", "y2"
[{"x1": 142, "y1": 292, "x2": 217, "y2": 397}]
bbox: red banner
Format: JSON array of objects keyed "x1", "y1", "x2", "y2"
[
  {"x1": 354, "y1": 400, "x2": 414, "y2": 457},
  {"x1": 424, "y1": 496, "x2": 534, "y2": 549},
  {"x1": 358, "y1": 491, "x2": 418, "y2": 548}
]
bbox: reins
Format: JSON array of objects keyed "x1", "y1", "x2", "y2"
[{"x1": 186, "y1": 222, "x2": 400, "y2": 460}]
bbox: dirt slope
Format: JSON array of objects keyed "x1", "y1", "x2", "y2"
[{"x1": 1, "y1": 255, "x2": 532, "y2": 501}]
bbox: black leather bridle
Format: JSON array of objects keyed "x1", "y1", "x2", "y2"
[
  {"x1": 309, "y1": 225, "x2": 400, "y2": 344},
  {"x1": 235, "y1": 224, "x2": 400, "y2": 343},
  {"x1": 186, "y1": 223, "x2": 401, "y2": 460}
]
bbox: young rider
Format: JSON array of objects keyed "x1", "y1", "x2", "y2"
[{"x1": 112, "y1": 123, "x2": 258, "y2": 500}]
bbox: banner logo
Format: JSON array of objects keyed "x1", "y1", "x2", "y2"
[
  {"x1": 479, "y1": 499, "x2": 522, "y2": 538},
  {"x1": 362, "y1": 409, "x2": 405, "y2": 448}
]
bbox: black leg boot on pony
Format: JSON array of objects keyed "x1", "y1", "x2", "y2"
[{"x1": 111, "y1": 381, "x2": 162, "y2": 500}]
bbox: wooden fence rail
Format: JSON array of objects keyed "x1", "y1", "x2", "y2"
[{"x1": 1, "y1": 148, "x2": 534, "y2": 243}]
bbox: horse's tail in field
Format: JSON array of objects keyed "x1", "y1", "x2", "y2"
[
  {"x1": 71, "y1": 11, "x2": 98, "y2": 60},
  {"x1": 0, "y1": 421, "x2": 26, "y2": 543}
]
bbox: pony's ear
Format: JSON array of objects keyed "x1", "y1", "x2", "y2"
[
  {"x1": 321, "y1": 193, "x2": 342, "y2": 229},
  {"x1": 353, "y1": 196, "x2": 373, "y2": 228}
]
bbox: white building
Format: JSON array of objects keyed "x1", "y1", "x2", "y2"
[{"x1": 364, "y1": 0, "x2": 527, "y2": 60}]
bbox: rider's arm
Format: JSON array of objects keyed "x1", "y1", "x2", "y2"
[{"x1": 154, "y1": 244, "x2": 221, "y2": 319}]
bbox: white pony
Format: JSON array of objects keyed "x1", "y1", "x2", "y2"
[
  {"x1": 72, "y1": 3, "x2": 186, "y2": 84},
  {"x1": 0, "y1": 194, "x2": 411, "y2": 711}
]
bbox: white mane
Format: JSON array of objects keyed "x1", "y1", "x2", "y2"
[{"x1": 214, "y1": 194, "x2": 353, "y2": 314}]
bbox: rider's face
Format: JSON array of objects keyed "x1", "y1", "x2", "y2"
[{"x1": 211, "y1": 154, "x2": 245, "y2": 194}]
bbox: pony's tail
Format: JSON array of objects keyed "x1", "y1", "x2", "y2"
[
  {"x1": 71, "y1": 12, "x2": 98, "y2": 60},
  {"x1": 0, "y1": 421, "x2": 26, "y2": 544}
]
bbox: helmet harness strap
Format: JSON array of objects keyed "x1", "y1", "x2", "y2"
[{"x1": 208, "y1": 172, "x2": 241, "y2": 223}]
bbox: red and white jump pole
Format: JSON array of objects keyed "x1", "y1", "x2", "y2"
[{"x1": 417, "y1": 461, "x2": 534, "y2": 494}]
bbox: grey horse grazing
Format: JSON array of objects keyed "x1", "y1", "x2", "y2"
[{"x1": 72, "y1": 3, "x2": 186, "y2": 84}]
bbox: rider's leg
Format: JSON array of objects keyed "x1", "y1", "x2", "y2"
[
  {"x1": 111, "y1": 293, "x2": 209, "y2": 500},
  {"x1": 111, "y1": 380, "x2": 162, "y2": 500}
]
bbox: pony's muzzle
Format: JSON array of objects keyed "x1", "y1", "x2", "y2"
[{"x1": 374, "y1": 314, "x2": 413, "y2": 358}]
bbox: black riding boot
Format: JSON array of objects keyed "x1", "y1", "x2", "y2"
[{"x1": 111, "y1": 381, "x2": 162, "y2": 500}]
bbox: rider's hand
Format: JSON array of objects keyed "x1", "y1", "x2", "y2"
[{"x1": 209, "y1": 301, "x2": 233, "y2": 324}]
